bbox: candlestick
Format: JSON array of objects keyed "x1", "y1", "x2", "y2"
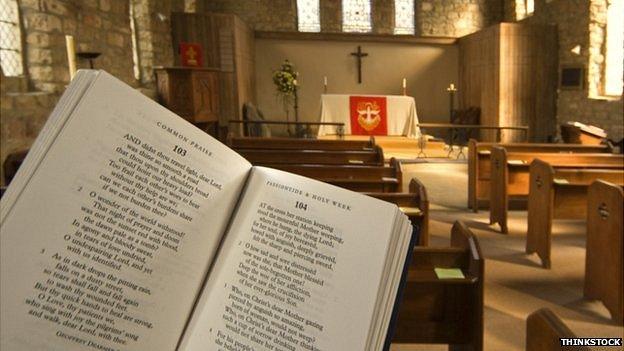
[{"x1": 65, "y1": 35, "x2": 77, "y2": 81}]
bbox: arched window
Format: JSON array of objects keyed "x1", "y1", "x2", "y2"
[
  {"x1": 514, "y1": 0, "x2": 534, "y2": 20},
  {"x1": 342, "y1": 0, "x2": 371, "y2": 33},
  {"x1": 297, "y1": 0, "x2": 321, "y2": 32},
  {"x1": 604, "y1": 0, "x2": 623, "y2": 96},
  {"x1": 394, "y1": 0, "x2": 414, "y2": 34},
  {"x1": 0, "y1": 0, "x2": 23, "y2": 76}
]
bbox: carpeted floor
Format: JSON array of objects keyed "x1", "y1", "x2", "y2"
[{"x1": 390, "y1": 162, "x2": 624, "y2": 351}]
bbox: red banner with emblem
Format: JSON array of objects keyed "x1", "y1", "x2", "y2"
[
  {"x1": 349, "y1": 96, "x2": 388, "y2": 135},
  {"x1": 179, "y1": 42, "x2": 203, "y2": 67}
]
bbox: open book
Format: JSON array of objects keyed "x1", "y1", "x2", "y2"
[{"x1": 0, "y1": 71, "x2": 412, "y2": 351}]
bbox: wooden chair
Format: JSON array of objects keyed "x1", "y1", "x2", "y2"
[
  {"x1": 489, "y1": 147, "x2": 623, "y2": 233},
  {"x1": 227, "y1": 136, "x2": 374, "y2": 151},
  {"x1": 467, "y1": 139, "x2": 609, "y2": 211},
  {"x1": 392, "y1": 221, "x2": 483, "y2": 351},
  {"x1": 526, "y1": 308, "x2": 589, "y2": 351},
  {"x1": 236, "y1": 145, "x2": 384, "y2": 166},
  {"x1": 525, "y1": 159, "x2": 624, "y2": 268},
  {"x1": 366, "y1": 178, "x2": 429, "y2": 246},
  {"x1": 584, "y1": 180, "x2": 624, "y2": 324}
]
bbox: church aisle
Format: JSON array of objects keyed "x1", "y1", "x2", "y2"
[{"x1": 393, "y1": 163, "x2": 623, "y2": 350}]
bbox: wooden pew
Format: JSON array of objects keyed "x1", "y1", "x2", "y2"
[
  {"x1": 227, "y1": 136, "x2": 374, "y2": 151},
  {"x1": 489, "y1": 148, "x2": 623, "y2": 233},
  {"x1": 525, "y1": 160, "x2": 624, "y2": 268},
  {"x1": 526, "y1": 308, "x2": 589, "y2": 351},
  {"x1": 584, "y1": 180, "x2": 623, "y2": 324},
  {"x1": 265, "y1": 158, "x2": 403, "y2": 193},
  {"x1": 392, "y1": 221, "x2": 483, "y2": 351},
  {"x1": 236, "y1": 145, "x2": 384, "y2": 166},
  {"x1": 366, "y1": 178, "x2": 430, "y2": 246},
  {"x1": 467, "y1": 139, "x2": 609, "y2": 211},
  {"x1": 3, "y1": 149, "x2": 29, "y2": 185}
]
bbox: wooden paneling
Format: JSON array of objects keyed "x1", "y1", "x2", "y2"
[
  {"x1": 171, "y1": 13, "x2": 255, "y2": 129},
  {"x1": 458, "y1": 23, "x2": 557, "y2": 143}
]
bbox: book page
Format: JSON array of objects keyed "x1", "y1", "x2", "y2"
[
  {"x1": 180, "y1": 166, "x2": 401, "y2": 351},
  {"x1": 0, "y1": 71, "x2": 251, "y2": 351}
]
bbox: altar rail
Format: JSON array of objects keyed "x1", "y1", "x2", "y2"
[{"x1": 417, "y1": 123, "x2": 529, "y2": 158}]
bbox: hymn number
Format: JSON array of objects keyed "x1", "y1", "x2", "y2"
[
  {"x1": 173, "y1": 145, "x2": 187, "y2": 157},
  {"x1": 295, "y1": 201, "x2": 308, "y2": 211}
]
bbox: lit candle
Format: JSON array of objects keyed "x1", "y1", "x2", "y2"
[
  {"x1": 402, "y1": 78, "x2": 406, "y2": 88},
  {"x1": 324, "y1": 76, "x2": 327, "y2": 86},
  {"x1": 65, "y1": 35, "x2": 77, "y2": 81},
  {"x1": 450, "y1": 83, "x2": 455, "y2": 90}
]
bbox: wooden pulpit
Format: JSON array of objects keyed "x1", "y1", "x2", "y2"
[{"x1": 154, "y1": 67, "x2": 220, "y2": 134}]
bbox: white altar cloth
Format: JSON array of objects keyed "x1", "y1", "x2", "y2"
[{"x1": 318, "y1": 94, "x2": 421, "y2": 138}]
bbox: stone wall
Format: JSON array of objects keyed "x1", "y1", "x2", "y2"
[
  {"x1": 505, "y1": 0, "x2": 623, "y2": 139},
  {"x1": 20, "y1": 0, "x2": 136, "y2": 93},
  {"x1": 416, "y1": 0, "x2": 503, "y2": 37},
  {"x1": 203, "y1": 0, "x2": 502, "y2": 37},
  {"x1": 0, "y1": 0, "x2": 186, "y2": 185}
]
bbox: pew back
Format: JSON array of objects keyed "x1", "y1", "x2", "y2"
[
  {"x1": 584, "y1": 180, "x2": 624, "y2": 324},
  {"x1": 467, "y1": 139, "x2": 610, "y2": 211},
  {"x1": 526, "y1": 160, "x2": 624, "y2": 267},
  {"x1": 237, "y1": 146, "x2": 384, "y2": 166},
  {"x1": 264, "y1": 158, "x2": 403, "y2": 193},
  {"x1": 489, "y1": 148, "x2": 623, "y2": 233}
]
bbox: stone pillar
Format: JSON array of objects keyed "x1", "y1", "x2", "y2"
[
  {"x1": 372, "y1": 0, "x2": 394, "y2": 34},
  {"x1": 320, "y1": 0, "x2": 342, "y2": 32}
]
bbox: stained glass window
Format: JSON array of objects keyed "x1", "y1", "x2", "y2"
[
  {"x1": 394, "y1": 0, "x2": 414, "y2": 34},
  {"x1": 0, "y1": 0, "x2": 23, "y2": 76},
  {"x1": 297, "y1": 0, "x2": 321, "y2": 32},
  {"x1": 342, "y1": 0, "x2": 372, "y2": 33}
]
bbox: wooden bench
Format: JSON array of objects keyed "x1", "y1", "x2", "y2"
[
  {"x1": 584, "y1": 180, "x2": 623, "y2": 324},
  {"x1": 227, "y1": 136, "x2": 374, "y2": 151},
  {"x1": 489, "y1": 148, "x2": 623, "y2": 233},
  {"x1": 525, "y1": 160, "x2": 624, "y2": 268},
  {"x1": 265, "y1": 158, "x2": 403, "y2": 193},
  {"x1": 366, "y1": 178, "x2": 429, "y2": 246},
  {"x1": 526, "y1": 308, "x2": 589, "y2": 351},
  {"x1": 236, "y1": 145, "x2": 384, "y2": 166},
  {"x1": 392, "y1": 221, "x2": 483, "y2": 350},
  {"x1": 467, "y1": 139, "x2": 609, "y2": 211},
  {"x1": 3, "y1": 149, "x2": 29, "y2": 186}
]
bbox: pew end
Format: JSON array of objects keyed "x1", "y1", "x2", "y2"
[
  {"x1": 584, "y1": 180, "x2": 624, "y2": 325},
  {"x1": 526, "y1": 159, "x2": 555, "y2": 268},
  {"x1": 526, "y1": 308, "x2": 589, "y2": 351},
  {"x1": 489, "y1": 146, "x2": 510, "y2": 233}
]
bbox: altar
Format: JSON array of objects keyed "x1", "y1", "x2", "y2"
[{"x1": 318, "y1": 94, "x2": 421, "y2": 138}]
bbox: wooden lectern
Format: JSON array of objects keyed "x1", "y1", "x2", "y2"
[{"x1": 154, "y1": 67, "x2": 220, "y2": 135}]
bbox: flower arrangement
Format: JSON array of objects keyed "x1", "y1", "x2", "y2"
[{"x1": 273, "y1": 60, "x2": 298, "y2": 97}]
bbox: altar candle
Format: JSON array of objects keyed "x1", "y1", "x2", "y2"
[
  {"x1": 324, "y1": 76, "x2": 327, "y2": 85},
  {"x1": 402, "y1": 78, "x2": 406, "y2": 88},
  {"x1": 65, "y1": 35, "x2": 77, "y2": 81}
]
